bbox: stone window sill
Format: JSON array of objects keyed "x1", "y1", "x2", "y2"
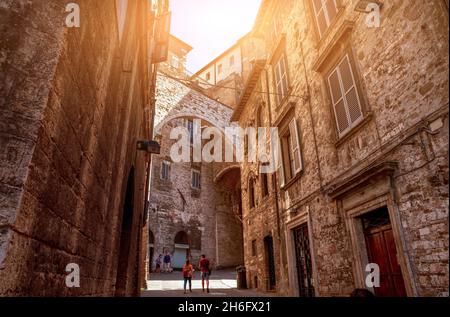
[{"x1": 334, "y1": 112, "x2": 373, "y2": 148}]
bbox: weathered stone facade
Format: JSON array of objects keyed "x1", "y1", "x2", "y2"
[
  {"x1": 0, "y1": 0, "x2": 161, "y2": 296},
  {"x1": 146, "y1": 41, "x2": 244, "y2": 273},
  {"x1": 234, "y1": 0, "x2": 449, "y2": 296}
]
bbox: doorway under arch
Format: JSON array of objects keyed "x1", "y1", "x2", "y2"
[
  {"x1": 173, "y1": 231, "x2": 190, "y2": 269},
  {"x1": 148, "y1": 230, "x2": 155, "y2": 273}
]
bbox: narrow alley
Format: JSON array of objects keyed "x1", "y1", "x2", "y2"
[{"x1": 0, "y1": 0, "x2": 448, "y2": 302}]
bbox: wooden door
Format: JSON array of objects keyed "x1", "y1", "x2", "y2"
[
  {"x1": 364, "y1": 224, "x2": 407, "y2": 297},
  {"x1": 264, "y1": 236, "x2": 276, "y2": 290}
]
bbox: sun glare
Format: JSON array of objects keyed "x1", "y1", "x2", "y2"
[{"x1": 170, "y1": 0, "x2": 262, "y2": 73}]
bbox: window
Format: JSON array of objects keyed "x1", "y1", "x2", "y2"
[
  {"x1": 184, "y1": 119, "x2": 194, "y2": 144},
  {"x1": 218, "y1": 64, "x2": 223, "y2": 74},
  {"x1": 271, "y1": 13, "x2": 282, "y2": 45},
  {"x1": 311, "y1": 0, "x2": 338, "y2": 38},
  {"x1": 278, "y1": 118, "x2": 303, "y2": 185},
  {"x1": 161, "y1": 161, "x2": 171, "y2": 181},
  {"x1": 192, "y1": 170, "x2": 201, "y2": 189},
  {"x1": 230, "y1": 55, "x2": 235, "y2": 66},
  {"x1": 206, "y1": 72, "x2": 211, "y2": 81},
  {"x1": 248, "y1": 178, "x2": 256, "y2": 209},
  {"x1": 252, "y1": 240, "x2": 257, "y2": 256},
  {"x1": 273, "y1": 54, "x2": 289, "y2": 105},
  {"x1": 261, "y1": 172, "x2": 269, "y2": 198},
  {"x1": 171, "y1": 54, "x2": 180, "y2": 69},
  {"x1": 327, "y1": 54, "x2": 363, "y2": 137}
]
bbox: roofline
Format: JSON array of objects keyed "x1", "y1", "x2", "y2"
[
  {"x1": 170, "y1": 34, "x2": 193, "y2": 53},
  {"x1": 191, "y1": 32, "x2": 251, "y2": 78}
]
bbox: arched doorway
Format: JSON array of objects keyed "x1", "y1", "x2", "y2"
[
  {"x1": 173, "y1": 231, "x2": 190, "y2": 269},
  {"x1": 148, "y1": 231, "x2": 155, "y2": 273},
  {"x1": 115, "y1": 167, "x2": 135, "y2": 296}
]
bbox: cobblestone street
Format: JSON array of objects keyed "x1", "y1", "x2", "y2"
[{"x1": 142, "y1": 270, "x2": 273, "y2": 297}]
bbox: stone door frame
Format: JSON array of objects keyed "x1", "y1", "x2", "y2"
[{"x1": 341, "y1": 189, "x2": 417, "y2": 297}]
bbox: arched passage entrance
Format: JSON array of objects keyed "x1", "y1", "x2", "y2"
[{"x1": 173, "y1": 231, "x2": 190, "y2": 269}]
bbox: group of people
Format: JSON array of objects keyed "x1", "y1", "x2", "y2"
[
  {"x1": 154, "y1": 252, "x2": 173, "y2": 273},
  {"x1": 182, "y1": 254, "x2": 211, "y2": 294},
  {"x1": 153, "y1": 252, "x2": 212, "y2": 294}
]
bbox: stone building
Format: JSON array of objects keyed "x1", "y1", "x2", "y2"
[
  {"x1": 233, "y1": 0, "x2": 449, "y2": 297},
  {"x1": 146, "y1": 36, "x2": 244, "y2": 274},
  {"x1": 0, "y1": 0, "x2": 167, "y2": 296}
]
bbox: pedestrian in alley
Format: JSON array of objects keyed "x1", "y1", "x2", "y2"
[
  {"x1": 199, "y1": 254, "x2": 211, "y2": 293},
  {"x1": 163, "y1": 251, "x2": 172, "y2": 273},
  {"x1": 182, "y1": 260, "x2": 194, "y2": 294},
  {"x1": 155, "y1": 254, "x2": 162, "y2": 273}
]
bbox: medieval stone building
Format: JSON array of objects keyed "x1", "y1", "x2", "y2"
[
  {"x1": 232, "y1": 0, "x2": 449, "y2": 297},
  {"x1": 146, "y1": 36, "x2": 244, "y2": 274},
  {"x1": 0, "y1": 0, "x2": 167, "y2": 296}
]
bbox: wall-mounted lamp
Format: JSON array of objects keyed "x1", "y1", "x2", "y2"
[{"x1": 137, "y1": 140, "x2": 161, "y2": 154}]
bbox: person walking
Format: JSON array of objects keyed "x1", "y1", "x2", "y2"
[
  {"x1": 199, "y1": 254, "x2": 211, "y2": 293},
  {"x1": 163, "y1": 251, "x2": 172, "y2": 273},
  {"x1": 182, "y1": 260, "x2": 194, "y2": 294}
]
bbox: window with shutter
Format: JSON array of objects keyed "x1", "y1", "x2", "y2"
[
  {"x1": 289, "y1": 119, "x2": 303, "y2": 175},
  {"x1": 311, "y1": 0, "x2": 338, "y2": 38},
  {"x1": 274, "y1": 54, "x2": 289, "y2": 105},
  {"x1": 327, "y1": 54, "x2": 363, "y2": 137}
]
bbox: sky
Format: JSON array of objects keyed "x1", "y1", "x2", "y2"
[{"x1": 169, "y1": 0, "x2": 262, "y2": 74}]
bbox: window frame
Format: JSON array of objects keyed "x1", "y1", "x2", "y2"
[
  {"x1": 160, "y1": 160, "x2": 171, "y2": 181},
  {"x1": 230, "y1": 55, "x2": 235, "y2": 67},
  {"x1": 251, "y1": 239, "x2": 258, "y2": 257},
  {"x1": 278, "y1": 117, "x2": 303, "y2": 187},
  {"x1": 324, "y1": 50, "x2": 368, "y2": 141},
  {"x1": 273, "y1": 53, "x2": 290, "y2": 106},
  {"x1": 191, "y1": 169, "x2": 201, "y2": 190},
  {"x1": 311, "y1": 0, "x2": 339, "y2": 38}
]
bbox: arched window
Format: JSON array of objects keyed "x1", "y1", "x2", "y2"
[{"x1": 248, "y1": 177, "x2": 256, "y2": 209}]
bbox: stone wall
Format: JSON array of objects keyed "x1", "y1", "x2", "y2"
[
  {"x1": 237, "y1": 0, "x2": 449, "y2": 296},
  {"x1": 0, "y1": 0, "x2": 153, "y2": 296}
]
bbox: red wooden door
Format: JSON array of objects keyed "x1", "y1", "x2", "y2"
[{"x1": 364, "y1": 225, "x2": 407, "y2": 297}]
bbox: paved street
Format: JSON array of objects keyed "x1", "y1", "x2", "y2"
[{"x1": 142, "y1": 269, "x2": 273, "y2": 297}]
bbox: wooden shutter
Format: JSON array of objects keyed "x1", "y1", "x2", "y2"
[
  {"x1": 328, "y1": 55, "x2": 363, "y2": 137},
  {"x1": 328, "y1": 69, "x2": 349, "y2": 134},
  {"x1": 289, "y1": 119, "x2": 303, "y2": 175},
  {"x1": 339, "y1": 56, "x2": 363, "y2": 124},
  {"x1": 311, "y1": 0, "x2": 338, "y2": 37},
  {"x1": 276, "y1": 137, "x2": 285, "y2": 187}
]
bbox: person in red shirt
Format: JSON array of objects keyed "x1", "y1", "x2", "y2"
[
  {"x1": 198, "y1": 254, "x2": 211, "y2": 293},
  {"x1": 182, "y1": 260, "x2": 194, "y2": 294}
]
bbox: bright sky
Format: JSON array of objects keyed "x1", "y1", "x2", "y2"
[{"x1": 169, "y1": 0, "x2": 262, "y2": 74}]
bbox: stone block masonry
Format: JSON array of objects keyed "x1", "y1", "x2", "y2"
[{"x1": 0, "y1": 0, "x2": 156, "y2": 296}]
